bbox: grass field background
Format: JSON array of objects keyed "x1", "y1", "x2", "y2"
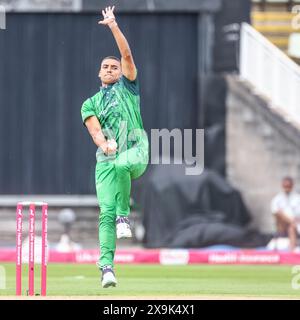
[{"x1": 0, "y1": 263, "x2": 300, "y2": 298}]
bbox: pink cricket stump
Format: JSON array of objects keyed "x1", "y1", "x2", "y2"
[
  {"x1": 16, "y1": 204, "x2": 23, "y2": 296},
  {"x1": 41, "y1": 204, "x2": 48, "y2": 296},
  {"x1": 28, "y1": 204, "x2": 35, "y2": 296},
  {"x1": 15, "y1": 201, "x2": 48, "y2": 296}
]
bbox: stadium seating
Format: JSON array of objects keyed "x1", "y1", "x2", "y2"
[{"x1": 252, "y1": 0, "x2": 300, "y2": 62}]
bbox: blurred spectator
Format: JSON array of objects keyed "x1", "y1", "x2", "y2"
[
  {"x1": 271, "y1": 177, "x2": 300, "y2": 251},
  {"x1": 56, "y1": 234, "x2": 82, "y2": 253},
  {"x1": 56, "y1": 208, "x2": 81, "y2": 252}
]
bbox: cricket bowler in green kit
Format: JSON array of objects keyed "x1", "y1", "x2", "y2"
[{"x1": 81, "y1": 6, "x2": 149, "y2": 288}]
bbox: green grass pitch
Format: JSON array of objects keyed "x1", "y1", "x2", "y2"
[{"x1": 0, "y1": 263, "x2": 300, "y2": 299}]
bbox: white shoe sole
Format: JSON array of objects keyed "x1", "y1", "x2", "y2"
[
  {"x1": 102, "y1": 273, "x2": 117, "y2": 288},
  {"x1": 117, "y1": 229, "x2": 132, "y2": 239},
  {"x1": 117, "y1": 223, "x2": 132, "y2": 239}
]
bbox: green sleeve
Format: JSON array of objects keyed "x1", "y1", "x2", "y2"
[
  {"x1": 81, "y1": 98, "x2": 96, "y2": 125},
  {"x1": 122, "y1": 73, "x2": 139, "y2": 96}
]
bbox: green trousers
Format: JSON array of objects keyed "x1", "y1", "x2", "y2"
[{"x1": 95, "y1": 142, "x2": 148, "y2": 269}]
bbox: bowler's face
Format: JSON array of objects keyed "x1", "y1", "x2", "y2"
[{"x1": 99, "y1": 59, "x2": 122, "y2": 85}]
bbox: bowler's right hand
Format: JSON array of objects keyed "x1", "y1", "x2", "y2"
[{"x1": 100, "y1": 139, "x2": 118, "y2": 155}]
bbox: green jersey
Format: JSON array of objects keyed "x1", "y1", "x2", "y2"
[{"x1": 81, "y1": 74, "x2": 147, "y2": 162}]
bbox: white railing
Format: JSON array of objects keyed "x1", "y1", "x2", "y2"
[{"x1": 240, "y1": 22, "x2": 300, "y2": 124}]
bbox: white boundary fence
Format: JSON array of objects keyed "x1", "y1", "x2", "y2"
[{"x1": 240, "y1": 22, "x2": 300, "y2": 124}]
